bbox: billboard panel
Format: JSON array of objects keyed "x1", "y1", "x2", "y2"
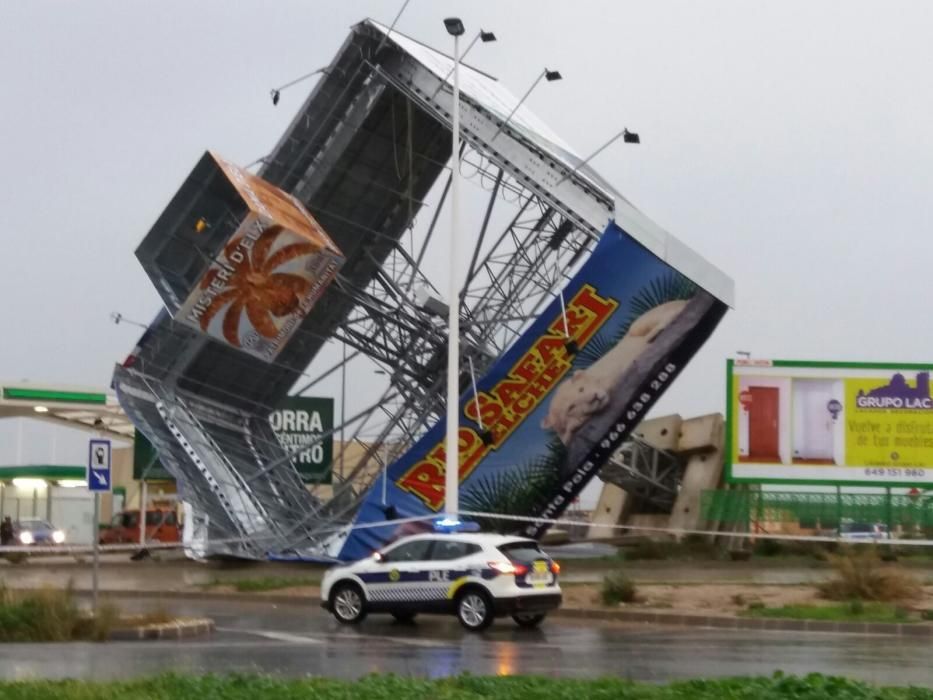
[
  {"x1": 727, "y1": 360, "x2": 933, "y2": 487},
  {"x1": 269, "y1": 396, "x2": 334, "y2": 484},
  {"x1": 134, "y1": 396, "x2": 334, "y2": 484},
  {"x1": 338, "y1": 222, "x2": 727, "y2": 560},
  {"x1": 170, "y1": 154, "x2": 344, "y2": 362}
]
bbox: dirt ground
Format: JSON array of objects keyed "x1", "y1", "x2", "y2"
[{"x1": 561, "y1": 583, "x2": 933, "y2": 616}]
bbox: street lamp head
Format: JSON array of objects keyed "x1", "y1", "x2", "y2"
[
  {"x1": 544, "y1": 68, "x2": 563, "y2": 82},
  {"x1": 444, "y1": 17, "x2": 465, "y2": 36},
  {"x1": 270, "y1": 89, "x2": 280, "y2": 106},
  {"x1": 480, "y1": 30, "x2": 497, "y2": 42},
  {"x1": 623, "y1": 128, "x2": 640, "y2": 144}
]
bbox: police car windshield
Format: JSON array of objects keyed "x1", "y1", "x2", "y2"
[{"x1": 497, "y1": 541, "x2": 545, "y2": 563}]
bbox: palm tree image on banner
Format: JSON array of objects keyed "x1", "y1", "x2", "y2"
[{"x1": 338, "y1": 222, "x2": 727, "y2": 560}]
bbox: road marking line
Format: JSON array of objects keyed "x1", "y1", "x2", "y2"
[{"x1": 217, "y1": 627, "x2": 326, "y2": 644}]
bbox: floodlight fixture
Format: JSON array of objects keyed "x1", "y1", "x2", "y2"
[
  {"x1": 556, "y1": 126, "x2": 642, "y2": 185},
  {"x1": 269, "y1": 66, "x2": 328, "y2": 106},
  {"x1": 430, "y1": 27, "x2": 497, "y2": 100},
  {"x1": 444, "y1": 17, "x2": 465, "y2": 36},
  {"x1": 492, "y1": 67, "x2": 563, "y2": 141}
]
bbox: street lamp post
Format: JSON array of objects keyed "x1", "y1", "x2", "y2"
[
  {"x1": 443, "y1": 17, "x2": 465, "y2": 524},
  {"x1": 491, "y1": 67, "x2": 562, "y2": 141}
]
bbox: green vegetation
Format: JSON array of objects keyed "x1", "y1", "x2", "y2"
[
  {"x1": 0, "y1": 673, "x2": 928, "y2": 700},
  {"x1": 207, "y1": 576, "x2": 320, "y2": 592},
  {"x1": 743, "y1": 602, "x2": 916, "y2": 624},
  {"x1": 818, "y1": 548, "x2": 921, "y2": 602},
  {"x1": 0, "y1": 584, "x2": 117, "y2": 642},
  {"x1": 601, "y1": 571, "x2": 637, "y2": 605},
  {"x1": 621, "y1": 535, "x2": 724, "y2": 562},
  {"x1": 0, "y1": 584, "x2": 179, "y2": 642}
]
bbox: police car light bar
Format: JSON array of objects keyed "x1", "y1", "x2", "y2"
[{"x1": 433, "y1": 518, "x2": 481, "y2": 533}]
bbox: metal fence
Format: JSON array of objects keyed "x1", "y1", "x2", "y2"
[{"x1": 701, "y1": 489, "x2": 933, "y2": 531}]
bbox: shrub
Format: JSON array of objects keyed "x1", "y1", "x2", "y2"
[
  {"x1": 731, "y1": 594, "x2": 746, "y2": 607},
  {"x1": 0, "y1": 586, "x2": 125, "y2": 642},
  {"x1": 601, "y1": 571, "x2": 637, "y2": 605},
  {"x1": 753, "y1": 538, "x2": 784, "y2": 557},
  {"x1": 920, "y1": 609, "x2": 933, "y2": 621},
  {"x1": 818, "y1": 547, "x2": 921, "y2": 602},
  {"x1": 747, "y1": 599, "x2": 765, "y2": 611}
]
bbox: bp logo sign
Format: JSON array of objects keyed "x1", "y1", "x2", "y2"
[{"x1": 268, "y1": 396, "x2": 334, "y2": 484}]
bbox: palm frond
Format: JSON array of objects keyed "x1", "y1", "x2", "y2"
[
  {"x1": 629, "y1": 273, "x2": 696, "y2": 318},
  {"x1": 461, "y1": 445, "x2": 566, "y2": 533},
  {"x1": 574, "y1": 272, "x2": 696, "y2": 370}
]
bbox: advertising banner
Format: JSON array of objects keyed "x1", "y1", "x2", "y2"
[
  {"x1": 727, "y1": 360, "x2": 933, "y2": 487},
  {"x1": 134, "y1": 396, "x2": 334, "y2": 484},
  {"x1": 176, "y1": 153, "x2": 345, "y2": 362},
  {"x1": 338, "y1": 222, "x2": 728, "y2": 560}
]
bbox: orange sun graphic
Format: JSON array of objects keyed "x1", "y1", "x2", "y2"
[{"x1": 198, "y1": 225, "x2": 315, "y2": 346}]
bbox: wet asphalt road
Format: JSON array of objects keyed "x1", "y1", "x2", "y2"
[{"x1": 0, "y1": 596, "x2": 931, "y2": 686}]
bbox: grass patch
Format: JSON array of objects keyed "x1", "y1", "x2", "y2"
[
  {"x1": 743, "y1": 602, "x2": 916, "y2": 623},
  {"x1": 0, "y1": 584, "x2": 115, "y2": 642},
  {"x1": 0, "y1": 584, "x2": 177, "y2": 642},
  {"x1": 623, "y1": 535, "x2": 724, "y2": 562},
  {"x1": 0, "y1": 672, "x2": 928, "y2": 700},
  {"x1": 216, "y1": 576, "x2": 320, "y2": 593},
  {"x1": 818, "y1": 548, "x2": 921, "y2": 602}
]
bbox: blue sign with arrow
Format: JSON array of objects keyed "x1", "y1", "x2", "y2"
[{"x1": 87, "y1": 439, "x2": 112, "y2": 493}]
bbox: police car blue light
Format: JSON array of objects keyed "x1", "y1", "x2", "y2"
[{"x1": 321, "y1": 532, "x2": 562, "y2": 630}]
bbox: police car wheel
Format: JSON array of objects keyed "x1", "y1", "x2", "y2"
[
  {"x1": 456, "y1": 589, "x2": 493, "y2": 631},
  {"x1": 391, "y1": 611, "x2": 417, "y2": 623},
  {"x1": 512, "y1": 613, "x2": 546, "y2": 628},
  {"x1": 331, "y1": 582, "x2": 366, "y2": 624}
]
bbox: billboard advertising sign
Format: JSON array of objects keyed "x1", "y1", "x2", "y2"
[
  {"x1": 268, "y1": 396, "x2": 334, "y2": 484},
  {"x1": 175, "y1": 153, "x2": 345, "y2": 362},
  {"x1": 134, "y1": 396, "x2": 334, "y2": 484},
  {"x1": 727, "y1": 360, "x2": 933, "y2": 487},
  {"x1": 338, "y1": 221, "x2": 728, "y2": 560}
]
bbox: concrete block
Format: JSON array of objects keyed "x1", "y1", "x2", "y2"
[
  {"x1": 586, "y1": 482, "x2": 631, "y2": 539},
  {"x1": 668, "y1": 448, "x2": 725, "y2": 535},
  {"x1": 631, "y1": 414, "x2": 682, "y2": 451},
  {"x1": 677, "y1": 413, "x2": 724, "y2": 455}
]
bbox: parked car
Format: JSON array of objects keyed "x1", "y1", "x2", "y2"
[
  {"x1": 321, "y1": 532, "x2": 563, "y2": 631},
  {"x1": 13, "y1": 517, "x2": 65, "y2": 546},
  {"x1": 100, "y1": 508, "x2": 180, "y2": 545},
  {"x1": 838, "y1": 521, "x2": 890, "y2": 541}
]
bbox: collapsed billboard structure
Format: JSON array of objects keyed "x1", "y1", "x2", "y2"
[{"x1": 113, "y1": 19, "x2": 733, "y2": 560}]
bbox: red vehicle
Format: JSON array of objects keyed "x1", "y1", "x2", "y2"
[{"x1": 100, "y1": 508, "x2": 180, "y2": 545}]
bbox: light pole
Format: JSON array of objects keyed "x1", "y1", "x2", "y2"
[
  {"x1": 430, "y1": 28, "x2": 496, "y2": 100},
  {"x1": 443, "y1": 16, "x2": 465, "y2": 525},
  {"x1": 491, "y1": 67, "x2": 562, "y2": 141},
  {"x1": 557, "y1": 127, "x2": 640, "y2": 185},
  {"x1": 270, "y1": 66, "x2": 328, "y2": 106}
]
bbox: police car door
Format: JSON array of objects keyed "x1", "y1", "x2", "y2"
[{"x1": 368, "y1": 538, "x2": 435, "y2": 606}]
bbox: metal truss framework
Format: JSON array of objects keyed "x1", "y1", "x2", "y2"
[
  {"x1": 116, "y1": 20, "x2": 687, "y2": 557},
  {"x1": 599, "y1": 438, "x2": 686, "y2": 513}
]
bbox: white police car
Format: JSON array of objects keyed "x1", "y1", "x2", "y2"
[{"x1": 321, "y1": 532, "x2": 562, "y2": 631}]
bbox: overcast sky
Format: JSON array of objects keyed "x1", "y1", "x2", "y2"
[{"x1": 2, "y1": 0, "x2": 932, "y2": 467}]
